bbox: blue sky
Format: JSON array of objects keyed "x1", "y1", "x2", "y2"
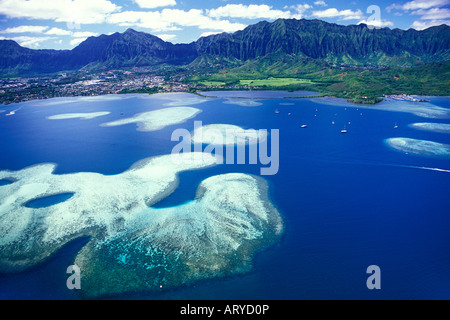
[{"x1": 0, "y1": 0, "x2": 449, "y2": 49}]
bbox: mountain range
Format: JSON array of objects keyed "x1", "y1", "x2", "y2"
[{"x1": 1, "y1": 18, "x2": 449, "y2": 76}]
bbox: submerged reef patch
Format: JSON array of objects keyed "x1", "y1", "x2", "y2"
[
  {"x1": 101, "y1": 107, "x2": 201, "y2": 132},
  {"x1": 47, "y1": 112, "x2": 111, "y2": 120},
  {"x1": 0, "y1": 154, "x2": 282, "y2": 298},
  {"x1": 409, "y1": 123, "x2": 450, "y2": 134},
  {"x1": 386, "y1": 137, "x2": 450, "y2": 158},
  {"x1": 191, "y1": 124, "x2": 269, "y2": 145},
  {"x1": 223, "y1": 99, "x2": 263, "y2": 107}
]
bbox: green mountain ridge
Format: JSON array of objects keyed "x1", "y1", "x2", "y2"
[{"x1": 0, "y1": 18, "x2": 449, "y2": 103}]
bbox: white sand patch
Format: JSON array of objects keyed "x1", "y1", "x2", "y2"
[
  {"x1": 409, "y1": 123, "x2": 450, "y2": 134},
  {"x1": 386, "y1": 138, "x2": 450, "y2": 157},
  {"x1": 161, "y1": 95, "x2": 208, "y2": 107},
  {"x1": 47, "y1": 112, "x2": 110, "y2": 120},
  {"x1": 223, "y1": 99, "x2": 263, "y2": 107},
  {"x1": 192, "y1": 124, "x2": 268, "y2": 145},
  {"x1": 28, "y1": 95, "x2": 130, "y2": 107},
  {"x1": 101, "y1": 107, "x2": 201, "y2": 132}
]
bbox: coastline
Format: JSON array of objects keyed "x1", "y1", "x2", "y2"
[{"x1": 2, "y1": 90, "x2": 449, "y2": 112}]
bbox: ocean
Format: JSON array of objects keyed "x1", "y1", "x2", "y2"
[{"x1": 0, "y1": 92, "x2": 449, "y2": 300}]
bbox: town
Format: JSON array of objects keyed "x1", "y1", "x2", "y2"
[{"x1": 0, "y1": 69, "x2": 260, "y2": 105}]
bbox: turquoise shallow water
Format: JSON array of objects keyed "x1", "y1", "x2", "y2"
[{"x1": 0, "y1": 92, "x2": 449, "y2": 299}]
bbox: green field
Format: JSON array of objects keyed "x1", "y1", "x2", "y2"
[
  {"x1": 199, "y1": 81, "x2": 226, "y2": 86},
  {"x1": 239, "y1": 77, "x2": 315, "y2": 86}
]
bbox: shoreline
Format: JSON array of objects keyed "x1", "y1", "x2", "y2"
[{"x1": 2, "y1": 90, "x2": 450, "y2": 108}]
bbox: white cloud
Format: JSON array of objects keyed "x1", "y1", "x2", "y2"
[
  {"x1": 155, "y1": 33, "x2": 176, "y2": 41},
  {"x1": 0, "y1": 25, "x2": 49, "y2": 34},
  {"x1": 0, "y1": 0, "x2": 121, "y2": 25},
  {"x1": 45, "y1": 27, "x2": 72, "y2": 36},
  {"x1": 411, "y1": 8, "x2": 450, "y2": 20},
  {"x1": 402, "y1": 0, "x2": 449, "y2": 10},
  {"x1": 200, "y1": 31, "x2": 222, "y2": 38},
  {"x1": 358, "y1": 19, "x2": 394, "y2": 28},
  {"x1": 72, "y1": 31, "x2": 99, "y2": 38},
  {"x1": 387, "y1": 0, "x2": 449, "y2": 12},
  {"x1": 314, "y1": 1, "x2": 327, "y2": 6},
  {"x1": 410, "y1": 19, "x2": 450, "y2": 29},
  {"x1": 290, "y1": 4, "x2": 313, "y2": 18},
  {"x1": 108, "y1": 11, "x2": 178, "y2": 31},
  {"x1": 134, "y1": 0, "x2": 176, "y2": 9},
  {"x1": 162, "y1": 8, "x2": 247, "y2": 31},
  {"x1": 207, "y1": 4, "x2": 292, "y2": 20},
  {"x1": 108, "y1": 9, "x2": 246, "y2": 33},
  {"x1": 311, "y1": 8, "x2": 364, "y2": 20},
  {"x1": 70, "y1": 37, "x2": 87, "y2": 47},
  {"x1": 0, "y1": 35, "x2": 53, "y2": 48}
]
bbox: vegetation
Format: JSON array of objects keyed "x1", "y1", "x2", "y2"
[
  {"x1": 118, "y1": 86, "x2": 160, "y2": 95},
  {"x1": 186, "y1": 59, "x2": 450, "y2": 104}
]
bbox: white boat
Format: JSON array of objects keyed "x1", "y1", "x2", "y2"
[
  {"x1": 5, "y1": 111, "x2": 15, "y2": 116},
  {"x1": 394, "y1": 123, "x2": 398, "y2": 129},
  {"x1": 341, "y1": 129, "x2": 348, "y2": 133},
  {"x1": 275, "y1": 109, "x2": 280, "y2": 114},
  {"x1": 301, "y1": 124, "x2": 307, "y2": 128}
]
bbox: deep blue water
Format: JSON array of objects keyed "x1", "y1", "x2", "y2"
[
  {"x1": 0, "y1": 92, "x2": 449, "y2": 300},
  {"x1": 25, "y1": 193, "x2": 75, "y2": 209}
]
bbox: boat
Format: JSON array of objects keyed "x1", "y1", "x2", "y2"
[
  {"x1": 301, "y1": 124, "x2": 307, "y2": 128},
  {"x1": 341, "y1": 129, "x2": 348, "y2": 133},
  {"x1": 5, "y1": 111, "x2": 15, "y2": 116},
  {"x1": 275, "y1": 109, "x2": 280, "y2": 114},
  {"x1": 394, "y1": 123, "x2": 398, "y2": 129}
]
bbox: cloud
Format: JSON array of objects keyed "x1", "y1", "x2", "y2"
[
  {"x1": 45, "y1": 27, "x2": 72, "y2": 36},
  {"x1": 387, "y1": 0, "x2": 449, "y2": 12},
  {"x1": 207, "y1": 4, "x2": 292, "y2": 20},
  {"x1": 108, "y1": 9, "x2": 246, "y2": 33},
  {"x1": 410, "y1": 19, "x2": 450, "y2": 29},
  {"x1": 411, "y1": 7, "x2": 450, "y2": 20},
  {"x1": 155, "y1": 33, "x2": 176, "y2": 41},
  {"x1": 0, "y1": 25, "x2": 49, "y2": 34},
  {"x1": 358, "y1": 19, "x2": 394, "y2": 28},
  {"x1": 406, "y1": 4, "x2": 450, "y2": 29},
  {"x1": 0, "y1": 35, "x2": 53, "y2": 48},
  {"x1": 314, "y1": 1, "x2": 327, "y2": 6},
  {"x1": 134, "y1": 0, "x2": 176, "y2": 9},
  {"x1": 72, "y1": 31, "x2": 99, "y2": 38},
  {"x1": 0, "y1": 0, "x2": 121, "y2": 24},
  {"x1": 290, "y1": 4, "x2": 313, "y2": 18},
  {"x1": 70, "y1": 37, "x2": 87, "y2": 47},
  {"x1": 311, "y1": 8, "x2": 364, "y2": 20},
  {"x1": 200, "y1": 31, "x2": 222, "y2": 38},
  {"x1": 402, "y1": 0, "x2": 449, "y2": 10}
]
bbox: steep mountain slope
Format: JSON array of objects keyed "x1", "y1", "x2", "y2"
[
  {"x1": 0, "y1": 19, "x2": 449, "y2": 76},
  {"x1": 195, "y1": 19, "x2": 450, "y2": 65}
]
